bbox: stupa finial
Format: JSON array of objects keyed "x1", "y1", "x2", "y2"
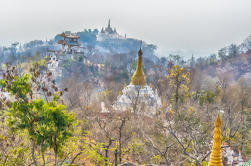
[
  {"x1": 130, "y1": 41, "x2": 146, "y2": 86},
  {"x1": 108, "y1": 19, "x2": 111, "y2": 28}
]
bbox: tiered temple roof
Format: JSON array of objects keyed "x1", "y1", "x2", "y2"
[{"x1": 58, "y1": 32, "x2": 81, "y2": 52}]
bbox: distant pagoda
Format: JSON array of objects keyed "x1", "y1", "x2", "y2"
[
  {"x1": 98, "y1": 19, "x2": 123, "y2": 41},
  {"x1": 102, "y1": 19, "x2": 117, "y2": 35}
]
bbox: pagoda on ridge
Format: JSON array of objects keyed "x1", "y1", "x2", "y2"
[
  {"x1": 97, "y1": 19, "x2": 122, "y2": 41},
  {"x1": 112, "y1": 42, "x2": 161, "y2": 115},
  {"x1": 104, "y1": 19, "x2": 116, "y2": 34}
]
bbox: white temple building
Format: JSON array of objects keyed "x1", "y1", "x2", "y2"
[
  {"x1": 47, "y1": 53, "x2": 61, "y2": 78},
  {"x1": 97, "y1": 19, "x2": 125, "y2": 41},
  {"x1": 112, "y1": 46, "x2": 161, "y2": 115}
]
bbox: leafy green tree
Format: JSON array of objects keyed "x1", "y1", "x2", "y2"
[{"x1": 0, "y1": 65, "x2": 74, "y2": 166}]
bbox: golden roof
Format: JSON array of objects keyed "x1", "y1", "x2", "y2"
[
  {"x1": 124, "y1": 80, "x2": 127, "y2": 88},
  {"x1": 60, "y1": 32, "x2": 80, "y2": 39},
  {"x1": 66, "y1": 34, "x2": 80, "y2": 39},
  {"x1": 130, "y1": 48, "x2": 146, "y2": 86},
  {"x1": 60, "y1": 32, "x2": 66, "y2": 38},
  {"x1": 58, "y1": 40, "x2": 66, "y2": 45},
  {"x1": 208, "y1": 114, "x2": 223, "y2": 166}
]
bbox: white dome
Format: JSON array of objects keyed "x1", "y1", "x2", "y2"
[{"x1": 113, "y1": 84, "x2": 161, "y2": 115}]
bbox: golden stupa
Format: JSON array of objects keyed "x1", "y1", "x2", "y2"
[
  {"x1": 208, "y1": 114, "x2": 223, "y2": 166},
  {"x1": 130, "y1": 45, "x2": 146, "y2": 86},
  {"x1": 150, "y1": 82, "x2": 152, "y2": 88},
  {"x1": 124, "y1": 80, "x2": 127, "y2": 88}
]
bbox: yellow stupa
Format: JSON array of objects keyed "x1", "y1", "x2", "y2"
[
  {"x1": 130, "y1": 46, "x2": 146, "y2": 86},
  {"x1": 208, "y1": 114, "x2": 223, "y2": 166},
  {"x1": 150, "y1": 82, "x2": 152, "y2": 88},
  {"x1": 124, "y1": 80, "x2": 127, "y2": 88}
]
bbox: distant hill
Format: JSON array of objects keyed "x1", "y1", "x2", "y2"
[
  {"x1": 0, "y1": 21, "x2": 161, "y2": 88},
  {"x1": 211, "y1": 52, "x2": 251, "y2": 81},
  {"x1": 0, "y1": 20, "x2": 159, "y2": 66},
  {"x1": 0, "y1": 22, "x2": 250, "y2": 83},
  {"x1": 196, "y1": 35, "x2": 251, "y2": 82}
]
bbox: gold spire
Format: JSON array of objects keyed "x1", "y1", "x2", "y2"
[
  {"x1": 130, "y1": 43, "x2": 146, "y2": 86},
  {"x1": 150, "y1": 82, "x2": 152, "y2": 88},
  {"x1": 124, "y1": 80, "x2": 127, "y2": 88},
  {"x1": 209, "y1": 114, "x2": 223, "y2": 166}
]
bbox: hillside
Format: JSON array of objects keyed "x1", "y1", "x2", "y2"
[
  {"x1": 190, "y1": 35, "x2": 251, "y2": 82},
  {"x1": 0, "y1": 23, "x2": 250, "y2": 85},
  {"x1": 0, "y1": 22, "x2": 160, "y2": 87},
  {"x1": 0, "y1": 27, "x2": 250, "y2": 166}
]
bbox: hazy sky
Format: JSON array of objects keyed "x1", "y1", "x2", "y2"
[{"x1": 0, "y1": 0, "x2": 251, "y2": 57}]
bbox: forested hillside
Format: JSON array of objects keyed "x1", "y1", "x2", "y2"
[{"x1": 0, "y1": 28, "x2": 250, "y2": 165}]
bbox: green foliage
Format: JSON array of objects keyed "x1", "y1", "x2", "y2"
[
  {"x1": 0, "y1": 70, "x2": 75, "y2": 164},
  {"x1": 188, "y1": 160, "x2": 208, "y2": 166},
  {"x1": 0, "y1": 74, "x2": 31, "y2": 99},
  {"x1": 32, "y1": 99, "x2": 75, "y2": 154},
  {"x1": 199, "y1": 90, "x2": 215, "y2": 105},
  {"x1": 151, "y1": 155, "x2": 161, "y2": 164},
  {"x1": 0, "y1": 131, "x2": 31, "y2": 166},
  {"x1": 81, "y1": 133, "x2": 108, "y2": 166}
]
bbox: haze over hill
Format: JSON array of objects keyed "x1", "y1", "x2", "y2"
[
  {"x1": 1, "y1": 0, "x2": 251, "y2": 58},
  {"x1": 0, "y1": 1, "x2": 251, "y2": 165},
  {"x1": 0, "y1": 22, "x2": 250, "y2": 84}
]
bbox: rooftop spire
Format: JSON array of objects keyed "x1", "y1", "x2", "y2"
[
  {"x1": 130, "y1": 41, "x2": 146, "y2": 86},
  {"x1": 108, "y1": 19, "x2": 111, "y2": 28},
  {"x1": 208, "y1": 114, "x2": 223, "y2": 166}
]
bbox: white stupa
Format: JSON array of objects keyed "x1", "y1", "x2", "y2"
[
  {"x1": 97, "y1": 19, "x2": 125, "y2": 41},
  {"x1": 47, "y1": 53, "x2": 62, "y2": 78},
  {"x1": 113, "y1": 46, "x2": 161, "y2": 115}
]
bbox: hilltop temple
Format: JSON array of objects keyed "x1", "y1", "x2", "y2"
[
  {"x1": 97, "y1": 19, "x2": 125, "y2": 41},
  {"x1": 102, "y1": 19, "x2": 117, "y2": 34},
  {"x1": 112, "y1": 45, "x2": 161, "y2": 115}
]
